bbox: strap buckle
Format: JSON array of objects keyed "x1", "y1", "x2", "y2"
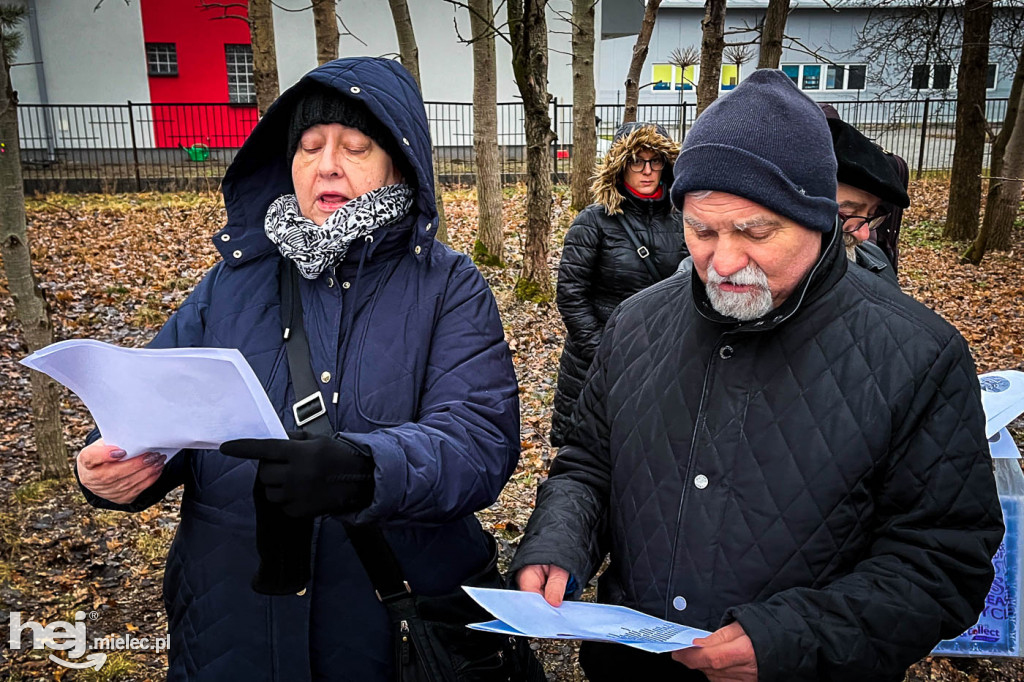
[
  {"x1": 637, "y1": 245, "x2": 650, "y2": 259},
  {"x1": 375, "y1": 581, "x2": 412, "y2": 603},
  {"x1": 293, "y1": 391, "x2": 327, "y2": 426}
]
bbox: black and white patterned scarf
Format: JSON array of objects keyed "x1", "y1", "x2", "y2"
[{"x1": 264, "y1": 183, "x2": 415, "y2": 279}]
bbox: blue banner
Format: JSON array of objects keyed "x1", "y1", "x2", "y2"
[{"x1": 933, "y1": 495, "x2": 1020, "y2": 657}]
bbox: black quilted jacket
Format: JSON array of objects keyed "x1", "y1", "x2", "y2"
[
  {"x1": 550, "y1": 194, "x2": 687, "y2": 446},
  {"x1": 513, "y1": 227, "x2": 1003, "y2": 681}
]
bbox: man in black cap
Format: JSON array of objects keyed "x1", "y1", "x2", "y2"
[
  {"x1": 828, "y1": 117, "x2": 910, "y2": 286},
  {"x1": 511, "y1": 69, "x2": 1001, "y2": 681}
]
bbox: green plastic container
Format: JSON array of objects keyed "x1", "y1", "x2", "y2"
[{"x1": 184, "y1": 144, "x2": 210, "y2": 162}]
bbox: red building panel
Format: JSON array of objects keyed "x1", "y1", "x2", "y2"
[{"x1": 140, "y1": 0, "x2": 258, "y2": 148}]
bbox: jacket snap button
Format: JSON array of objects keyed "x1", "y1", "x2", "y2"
[
  {"x1": 403, "y1": 137, "x2": 410, "y2": 146},
  {"x1": 342, "y1": 281, "x2": 351, "y2": 289},
  {"x1": 415, "y1": 246, "x2": 422, "y2": 255},
  {"x1": 327, "y1": 278, "x2": 334, "y2": 288},
  {"x1": 232, "y1": 250, "x2": 242, "y2": 259},
  {"x1": 296, "y1": 588, "x2": 306, "y2": 596},
  {"x1": 719, "y1": 345, "x2": 734, "y2": 359},
  {"x1": 320, "y1": 371, "x2": 332, "y2": 383},
  {"x1": 350, "y1": 86, "x2": 361, "y2": 94},
  {"x1": 220, "y1": 233, "x2": 230, "y2": 242},
  {"x1": 694, "y1": 474, "x2": 709, "y2": 489},
  {"x1": 673, "y1": 596, "x2": 687, "y2": 611}
]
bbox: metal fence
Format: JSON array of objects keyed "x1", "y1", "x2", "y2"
[{"x1": 16, "y1": 98, "x2": 1009, "y2": 193}]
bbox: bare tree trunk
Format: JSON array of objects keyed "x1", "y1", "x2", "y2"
[
  {"x1": 387, "y1": 0, "x2": 420, "y2": 87},
  {"x1": 571, "y1": 0, "x2": 597, "y2": 211},
  {"x1": 943, "y1": 0, "x2": 994, "y2": 241},
  {"x1": 510, "y1": 0, "x2": 555, "y2": 302},
  {"x1": 696, "y1": 0, "x2": 726, "y2": 116},
  {"x1": 312, "y1": 0, "x2": 338, "y2": 65},
  {"x1": 623, "y1": 0, "x2": 662, "y2": 124},
  {"x1": 0, "y1": 40, "x2": 68, "y2": 479},
  {"x1": 964, "y1": 47, "x2": 1024, "y2": 263},
  {"x1": 386, "y1": 0, "x2": 448, "y2": 243},
  {"x1": 757, "y1": 0, "x2": 789, "y2": 69},
  {"x1": 249, "y1": 0, "x2": 280, "y2": 117},
  {"x1": 469, "y1": 0, "x2": 504, "y2": 266}
]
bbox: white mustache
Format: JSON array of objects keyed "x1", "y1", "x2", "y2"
[{"x1": 707, "y1": 263, "x2": 769, "y2": 288}]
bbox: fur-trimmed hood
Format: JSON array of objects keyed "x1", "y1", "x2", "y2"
[{"x1": 591, "y1": 123, "x2": 680, "y2": 216}]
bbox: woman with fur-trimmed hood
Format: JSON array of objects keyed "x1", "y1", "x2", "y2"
[{"x1": 550, "y1": 122, "x2": 685, "y2": 447}]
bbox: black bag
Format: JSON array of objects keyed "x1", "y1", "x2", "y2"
[
  {"x1": 279, "y1": 259, "x2": 545, "y2": 682},
  {"x1": 347, "y1": 527, "x2": 545, "y2": 682}
]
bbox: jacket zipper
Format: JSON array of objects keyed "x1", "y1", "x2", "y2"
[
  {"x1": 663, "y1": 333, "x2": 727, "y2": 619},
  {"x1": 399, "y1": 619, "x2": 411, "y2": 669}
]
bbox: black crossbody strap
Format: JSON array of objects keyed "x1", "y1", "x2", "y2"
[
  {"x1": 279, "y1": 260, "x2": 332, "y2": 437},
  {"x1": 619, "y1": 213, "x2": 661, "y2": 282},
  {"x1": 278, "y1": 258, "x2": 415, "y2": 605}
]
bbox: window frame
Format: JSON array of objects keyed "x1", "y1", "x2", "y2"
[
  {"x1": 782, "y1": 63, "x2": 867, "y2": 92},
  {"x1": 225, "y1": 44, "x2": 257, "y2": 106},
  {"x1": 650, "y1": 63, "x2": 743, "y2": 92},
  {"x1": 145, "y1": 42, "x2": 178, "y2": 78},
  {"x1": 911, "y1": 63, "x2": 955, "y2": 91},
  {"x1": 987, "y1": 63, "x2": 999, "y2": 90}
]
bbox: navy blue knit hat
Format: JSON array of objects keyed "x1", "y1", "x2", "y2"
[{"x1": 670, "y1": 69, "x2": 838, "y2": 232}]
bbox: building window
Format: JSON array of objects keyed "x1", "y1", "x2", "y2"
[
  {"x1": 987, "y1": 63, "x2": 998, "y2": 89},
  {"x1": 680, "y1": 65, "x2": 697, "y2": 90},
  {"x1": 721, "y1": 64, "x2": 739, "y2": 90},
  {"x1": 912, "y1": 63, "x2": 954, "y2": 90},
  {"x1": 146, "y1": 43, "x2": 178, "y2": 77},
  {"x1": 651, "y1": 63, "x2": 741, "y2": 92},
  {"x1": 652, "y1": 63, "x2": 674, "y2": 90},
  {"x1": 226, "y1": 44, "x2": 256, "y2": 105},
  {"x1": 652, "y1": 63, "x2": 698, "y2": 91},
  {"x1": 782, "y1": 64, "x2": 866, "y2": 91}
]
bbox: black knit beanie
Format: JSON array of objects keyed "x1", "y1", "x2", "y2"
[
  {"x1": 670, "y1": 69, "x2": 839, "y2": 232},
  {"x1": 287, "y1": 85, "x2": 412, "y2": 180},
  {"x1": 828, "y1": 118, "x2": 910, "y2": 209}
]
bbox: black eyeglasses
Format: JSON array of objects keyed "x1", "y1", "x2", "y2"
[
  {"x1": 838, "y1": 211, "x2": 889, "y2": 234},
  {"x1": 628, "y1": 157, "x2": 666, "y2": 173}
]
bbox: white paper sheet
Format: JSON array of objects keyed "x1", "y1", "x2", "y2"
[
  {"x1": 463, "y1": 587, "x2": 710, "y2": 654},
  {"x1": 21, "y1": 339, "x2": 287, "y2": 458},
  {"x1": 989, "y1": 428, "x2": 1022, "y2": 460},
  {"x1": 979, "y1": 371, "x2": 1024, "y2": 439}
]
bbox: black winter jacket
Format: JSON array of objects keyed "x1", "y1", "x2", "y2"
[
  {"x1": 513, "y1": 226, "x2": 1003, "y2": 681},
  {"x1": 551, "y1": 193, "x2": 687, "y2": 446}
]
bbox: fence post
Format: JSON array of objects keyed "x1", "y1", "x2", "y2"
[
  {"x1": 916, "y1": 97, "x2": 930, "y2": 181},
  {"x1": 551, "y1": 96, "x2": 559, "y2": 177},
  {"x1": 127, "y1": 101, "x2": 142, "y2": 192}
]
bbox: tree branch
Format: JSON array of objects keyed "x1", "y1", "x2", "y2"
[
  {"x1": 269, "y1": 1, "x2": 313, "y2": 12},
  {"x1": 197, "y1": 1, "x2": 249, "y2": 22},
  {"x1": 444, "y1": 0, "x2": 512, "y2": 46},
  {"x1": 337, "y1": 12, "x2": 367, "y2": 47}
]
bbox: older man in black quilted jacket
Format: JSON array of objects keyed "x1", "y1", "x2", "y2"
[{"x1": 510, "y1": 69, "x2": 1003, "y2": 682}]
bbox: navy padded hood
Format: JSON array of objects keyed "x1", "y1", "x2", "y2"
[{"x1": 215, "y1": 58, "x2": 437, "y2": 267}]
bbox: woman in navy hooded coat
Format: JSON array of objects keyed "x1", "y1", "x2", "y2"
[{"x1": 74, "y1": 58, "x2": 520, "y2": 681}]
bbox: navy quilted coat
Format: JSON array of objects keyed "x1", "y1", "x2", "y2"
[
  {"x1": 510, "y1": 226, "x2": 1003, "y2": 680},
  {"x1": 79, "y1": 58, "x2": 519, "y2": 681}
]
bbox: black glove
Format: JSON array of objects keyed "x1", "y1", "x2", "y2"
[{"x1": 220, "y1": 431, "x2": 376, "y2": 518}]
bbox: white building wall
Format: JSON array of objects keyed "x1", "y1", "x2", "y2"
[
  {"x1": 10, "y1": 0, "x2": 151, "y2": 151},
  {"x1": 10, "y1": 0, "x2": 149, "y2": 105}
]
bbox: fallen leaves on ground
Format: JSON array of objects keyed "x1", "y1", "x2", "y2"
[{"x1": 0, "y1": 181, "x2": 1021, "y2": 681}]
